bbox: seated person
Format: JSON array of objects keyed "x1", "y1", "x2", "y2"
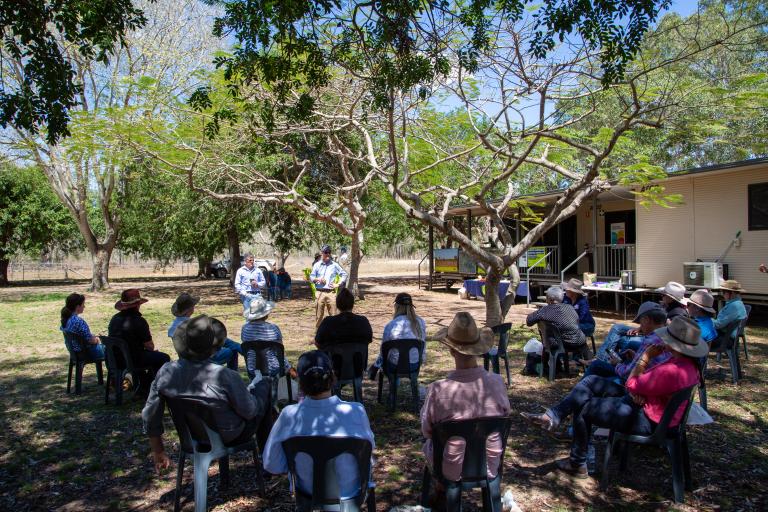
[
  {"x1": 263, "y1": 266, "x2": 278, "y2": 302},
  {"x1": 234, "y1": 254, "x2": 266, "y2": 310},
  {"x1": 315, "y1": 288, "x2": 373, "y2": 349},
  {"x1": 713, "y1": 280, "x2": 747, "y2": 342},
  {"x1": 263, "y1": 350, "x2": 375, "y2": 500},
  {"x1": 277, "y1": 267, "x2": 292, "y2": 299},
  {"x1": 241, "y1": 296, "x2": 294, "y2": 379},
  {"x1": 656, "y1": 281, "x2": 689, "y2": 321},
  {"x1": 682, "y1": 289, "x2": 717, "y2": 344},
  {"x1": 371, "y1": 292, "x2": 427, "y2": 376},
  {"x1": 168, "y1": 292, "x2": 242, "y2": 370},
  {"x1": 421, "y1": 313, "x2": 510, "y2": 503},
  {"x1": 582, "y1": 302, "x2": 669, "y2": 381},
  {"x1": 60, "y1": 293, "x2": 105, "y2": 360},
  {"x1": 142, "y1": 315, "x2": 272, "y2": 473},
  {"x1": 108, "y1": 289, "x2": 171, "y2": 388},
  {"x1": 595, "y1": 280, "x2": 686, "y2": 360},
  {"x1": 526, "y1": 286, "x2": 587, "y2": 354},
  {"x1": 523, "y1": 316, "x2": 705, "y2": 477},
  {"x1": 562, "y1": 279, "x2": 595, "y2": 337}
]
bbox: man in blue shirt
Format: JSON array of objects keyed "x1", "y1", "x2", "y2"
[
  {"x1": 234, "y1": 254, "x2": 266, "y2": 310},
  {"x1": 310, "y1": 245, "x2": 348, "y2": 328},
  {"x1": 683, "y1": 289, "x2": 718, "y2": 343},
  {"x1": 562, "y1": 278, "x2": 596, "y2": 337},
  {"x1": 168, "y1": 292, "x2": 242, "y2": 369},
  {"x1": 714, "y1": 280, "x2": 747, "y2": 339}
]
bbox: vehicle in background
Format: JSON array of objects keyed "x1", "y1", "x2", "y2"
[{"x1": 205, "y1": 257, "x2": 276, "y2": 279}]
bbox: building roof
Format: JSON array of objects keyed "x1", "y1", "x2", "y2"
[{"x1": 446, "y1": 157, "x2": 768, "y2": 216}]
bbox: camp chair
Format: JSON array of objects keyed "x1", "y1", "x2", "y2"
[
  {"x1": 62, "y1": 331, "x2": 104, "y2": 394},
  {"x1": 281, "y1": 436, "x2": 375, "y2": 512},
  {"x1": 241, "y1": 340, "x2": 295, "y2": 404},
  {"x1": 325, "y1": 342, "x2": 369, "y2": 403},
  {"x1": 377, "y1": 338, "x2": 424, "y2": 412},
  {"x1": 101, "y1": 336, "x2": 149, "y2": 405},
  {"x1": 705, "y1": 319, "x2": 742, "y2": 384},
  {"x1": 601, "y1": 384, "x2": 698, "y2": 504},
  {"x1": 420, "y1": 416, "x2": 512, "y2": 512},
  {"x1": 537, "y1": 322, "x2": 587, "y2": 381},
  {"x1": 483, "y1": 323, "x2": 512, "y2": 385},
  {"x1": 167, "y1": 396, "x2": 266, "y2": 512},
  {"x1": 738, "y1": 304, "x2": 752, "y2": 360}
]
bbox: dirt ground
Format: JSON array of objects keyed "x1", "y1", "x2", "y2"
[{"x1": 0, "y1": 275, "x2": 766, "y2": 511}]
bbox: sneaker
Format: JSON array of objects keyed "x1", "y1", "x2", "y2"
[
  {"x1": 520, "y1": 411, "x2": 558, "y2": 431},
  {"x1": 122, "y1": 373, "x2": 134, "y2": 392},
  {"x1": 555, "y1": 457, "x2": 588, "y2": 479}
]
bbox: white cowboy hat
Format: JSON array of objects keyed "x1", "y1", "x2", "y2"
[
  {"x1": 244, "y1": 295, "x2": 276, "y2": 321},
  {"x1": 655, "y1": 281, "x2": 686, "y2": 302},
  {"x1": 682, "y1": 289, "x2": 716, "y2": 314},
  {"x1": 439, "y1": 312, "x2": 495, "y2": 356}
]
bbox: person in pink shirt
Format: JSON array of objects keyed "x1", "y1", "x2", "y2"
[
  {"x1": 524, "y1": 316, "x2": 705, "y2": 478},
  {"x1": 421, "y1": 312, "x2": 511, "y2": 504}
]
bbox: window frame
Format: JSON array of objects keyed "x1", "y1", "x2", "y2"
[{"x1": 748, "y1": 182, "x2": 768, "y2": 231}]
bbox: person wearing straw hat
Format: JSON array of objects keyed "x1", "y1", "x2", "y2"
[
  {"x1": 713, "y1": 280, "x2": 747, "y2": 339},
  {"x1": 523, "y1": 316, "x2": 705, "y2": 478},
  {"x1": 562, "y1": 278, "x2": 595, "y2": 337},
  {"x1": 108, "y1": 289, "x2": 170, "y2": 387},
  {"x1": 168, "y1": 292, "x2": 243, "y2": 369},
  {"x1": 654, "y1": 281, "x2": 689, "y2": 322},
  {"x1": 421, "y1": 312, "x2": 511, "y2": 497},
  {"x1": 142, "y1": 315, "x2": 272, "y2": 474},
  {"x1": 241, "y1": 296, "x2": 296, "y2": 379},
  {"x1": 682, "y1": 289, "x2": 718, "y2": 344}
]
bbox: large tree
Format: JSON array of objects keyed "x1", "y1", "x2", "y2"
[
  {"x1": 0, "y1": 164, "x2": 80, "y2": 284},
  {"x1": 2, "y1": 0, "x2": 221, "y2": 290},
  {"x1": 0, "y1": 0, "x2": 148, "y2": 144}
]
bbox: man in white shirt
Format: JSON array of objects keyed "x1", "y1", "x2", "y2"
[
  {"x1": 263, "y1": 350, "x2": 375, "y2": 500},
  {"x1": 309, "y1": 245, "x2": 348, "y2": 327},
  {"x1": 234, "y1": 254, "x2": 266, "y2": 310}
]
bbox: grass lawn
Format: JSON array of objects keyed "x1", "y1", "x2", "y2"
[{"x1": 0, "y1": 277, "x2": 766, "y2": 511}]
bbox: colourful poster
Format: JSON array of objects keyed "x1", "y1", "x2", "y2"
[
  {"x1": 610, "y1": 222, "x2": 626, "y2": 245},
  {"x1": 525, "y1": 247, "x2": 547, "y2": 268}
]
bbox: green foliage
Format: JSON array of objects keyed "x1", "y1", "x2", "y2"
[
  {"x1": 0, "y1": 165, "x2": 81, "y2": 263},
  {"x1": 0, "y1": 0, "x2": 149, "y2": 143}
]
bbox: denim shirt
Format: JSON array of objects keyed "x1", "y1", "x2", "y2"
[{"x1": 714, "y1": 298, "x2": 746, "y2": 335}]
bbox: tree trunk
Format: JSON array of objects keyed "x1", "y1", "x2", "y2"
[
  {"x1": 501, "y1": 263, "x2": 521, "y2": 320},
  {"x1": 347, "y1": 229, "x2": 364, "y2": 299},
  {"x1": 484, "y1": 267, "x2": 504, "y2": 327},
  {"x1": 0, "y1": 258, "x2": 8, "y2": 286},
  {"x1": 227, "y1": 226, "x2": 240, "y2": 286},
  {"x1": 90, "y1": 247, "x2": 112, "y2": 291},
  {"x1": 274, "y1": 249, "x2": 289, "y2": 269},
  {"x1": 197, "y1": 257, "x2": 209, "y2": 278}
]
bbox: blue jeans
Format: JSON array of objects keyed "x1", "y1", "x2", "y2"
[
  {"x1": 211, "y1": 338, "x2": 243, "y2": 370},
  {"x1": 579, "y1": 322, "x2": 595, "y2": 337},
  {"x1": 549, "y1": 374, "x2": 627, "y2": 427},
  {"x1": 240, "y1": 292, "x2": 261, "y2": 311},
  {"x1": 279, "y1": 284, "x2": 292, "y2": 299},
  {"x1": 570, "y1": 394, "x2": 653, "y2": 466},
  {"x1": 596, "y1": 324, "x2": 643, "y2": 361}
]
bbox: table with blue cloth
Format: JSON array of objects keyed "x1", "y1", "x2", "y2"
[{"x1": 463, "y1": 279, "x2": 529, "y2": 299}]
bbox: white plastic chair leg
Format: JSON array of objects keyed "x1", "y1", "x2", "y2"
[{"x1": 193, "y1": 451, "x2": 214, "y2": 512}]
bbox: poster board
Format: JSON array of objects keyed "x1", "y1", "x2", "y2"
[
  {"x1": 610, "y1": 222, "x2": 626, "y2": 245},
  {"x1": 520, "y1": 247, "x2": 546, "y2": 268},
  {"x1": 434, "y1": 248, "x2": 459, "y2": 273}
]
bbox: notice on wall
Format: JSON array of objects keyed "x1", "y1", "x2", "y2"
[
  {"x1": 610, "y1": 222, "x2": 626, "y2": 245},
  {"x1": 519, "y1": 247, "x2": 547, "y2": 268}
]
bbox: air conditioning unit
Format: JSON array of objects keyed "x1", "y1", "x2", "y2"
[{"x1": 683, "y1": 262, "x2": 723, "y2": 289}]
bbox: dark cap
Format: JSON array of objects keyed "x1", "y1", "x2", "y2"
[
  {"x1": 172, "y1": 314, "x2": 227, "y2": 361},
  {"x1": 321, "y1": 244, "x2": 332, "y2": 254},
  {"x1": 632, "y1": 301, "x2": 666, "y2": 323},
  {"x1": 394, "y1": 292, "x2": 413, "y2": 306},
  {"x1": 297, "y1": 350, "x2": 333, "y2": 388}
]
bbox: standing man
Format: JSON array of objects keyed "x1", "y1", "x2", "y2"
[
  {"x1": 310, "y1": 245, "x2": 348, "y2": 328},
  {"x1": 235, "y1": 253, "x2": 266, "y2": 311}
]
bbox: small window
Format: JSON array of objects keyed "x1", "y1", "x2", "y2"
[{"x1": 748, "y1": 182, "x2": 768, "y2": 230}]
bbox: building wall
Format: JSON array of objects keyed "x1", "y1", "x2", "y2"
[
  {"x1": 636, "y1": 165, "x2": 768, "y2": 295},
  {"x1": 575, "y1": 198, "x2": 636, "y2": 275}
]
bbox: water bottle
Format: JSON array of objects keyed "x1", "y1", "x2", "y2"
[{"x1": 586, "y1": 443, "x2": 596, "y2": 475}]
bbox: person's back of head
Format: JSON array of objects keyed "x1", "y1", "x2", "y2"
[
  {"x1": 336, "y1": 288, "x2": 355, "y2": 312},
  {"x1": 61, "y1": 292, "x2": 85, "y2": 328},
  {"x1": 545, "y1": 286, "x2": 564, "y2": 304},
  {"x1": 172, "y1": 315, "x2": 227, "y2": 362},
  {"x1": 297, "y1": 350, "x2": 335, "y2": 398},
  {"x1": 393, "y1": 292, "x2": 424, "y2": 340}
]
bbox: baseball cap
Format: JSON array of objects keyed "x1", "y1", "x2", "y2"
[{"x1": 632, "y1": 301, "x2": 666, "y2": 323}]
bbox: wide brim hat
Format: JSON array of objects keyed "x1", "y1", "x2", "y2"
[
  {"x1": 171, "y1": 292, "x2": 200, "y2": 317},
  {"x1": 655, "y1": 316, "x2": 708, "y2": 358},
  {"x1": 244, "y1": 296, "x2": 276, "y2": 321},
  {"x1": 719, "y1": 280, "x2": 746, "y2": 293},
  {"x1": 655, "y1": 281, "x2": 686, "y2": 302},
  {"x1": 114, "y1": 289, "x2": 149, "y2": 310},
  {"x1": 562, "y1": 278, "x2": 587, "y2": 296},
  {"x1": 439, "y1": 312, "x2": 495, "y2": 356},
  {"x1": 682, "y1": 290, "x2": 716, "y2": 314},
  {"x1": 173, "y1": 314, "x2": 226, "y2": 361}
]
